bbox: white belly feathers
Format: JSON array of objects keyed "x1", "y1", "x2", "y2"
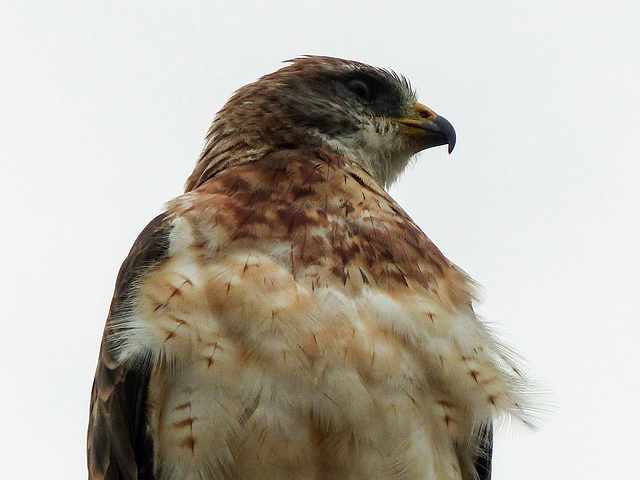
[{"x1": 111, "y1": 217, "x2": 525, "y2": 480}]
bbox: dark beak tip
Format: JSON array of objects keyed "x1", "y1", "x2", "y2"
[
  {"x1": 434, "y1": 115, "x2": 456, "y2": 155},
  {"x1": 417, "y1": 114, "x2": 456, "y2": 155},
  {"x1": 447, "y1": 133, "x2": 456, "y2": 154}
]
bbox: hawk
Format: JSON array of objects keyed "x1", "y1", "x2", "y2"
[{"x1": 88, "y1": 56, "x2": 528, "y2": 480}]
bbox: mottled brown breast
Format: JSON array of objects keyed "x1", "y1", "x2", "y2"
[
  {"x1": 126, "y1": 148, "x2": 523, "y2": 480},
  {"x1": 169, "y1": 148, "x2": 472, "y2": 305}
]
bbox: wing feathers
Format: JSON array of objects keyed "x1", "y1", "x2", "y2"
[
  {"x1": 474, "y1": 425, "x2": 493, "y2": 480},
  {"x1": 88, "y1": 213, "x2": 173, "y2": 480}
]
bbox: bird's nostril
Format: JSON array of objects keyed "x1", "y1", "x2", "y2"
[{"x1": 419, "y1": 110, "x2": 432, "y2": 119}]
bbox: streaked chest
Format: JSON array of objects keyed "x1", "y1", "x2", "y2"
[{"x1": 113, "y1": 158, "x2": 522, "y2": 479}]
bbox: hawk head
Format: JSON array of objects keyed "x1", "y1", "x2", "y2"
[{"x1": 186, "y1": 56, "x2": 455, "y2": 190}]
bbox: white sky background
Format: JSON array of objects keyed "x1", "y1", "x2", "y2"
[{"x1": 1, "y1": 1, "x2": 638, "y2": 478}]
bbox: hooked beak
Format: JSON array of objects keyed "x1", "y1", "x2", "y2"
[{"x1": 398, "y1": 103, "x2": 456, "y2": 154}]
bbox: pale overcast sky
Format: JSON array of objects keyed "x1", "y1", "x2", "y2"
[{"x1": 1, "y1": 2, "x2": 639, "y2": 478}]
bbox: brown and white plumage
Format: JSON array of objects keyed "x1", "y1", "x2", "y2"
[{"x1": 88, "y1": 56, "x2": 528, "y2": 480}]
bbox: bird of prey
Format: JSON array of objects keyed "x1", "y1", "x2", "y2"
[{"x1": 88, "y1": 56, "x2": 528, "y2": 480}]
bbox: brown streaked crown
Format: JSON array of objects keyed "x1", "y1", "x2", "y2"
[{"x1": 186, "y1": 56, "x2": 450, "y2": 191}]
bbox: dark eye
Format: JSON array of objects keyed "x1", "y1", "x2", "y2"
[{"x1": 346, "y1": 78, "x2": 373, "y2": 101}]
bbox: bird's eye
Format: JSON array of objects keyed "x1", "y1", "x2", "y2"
[{"x1": 346, "y1": 78, "x2": 373, "y2": 101}]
